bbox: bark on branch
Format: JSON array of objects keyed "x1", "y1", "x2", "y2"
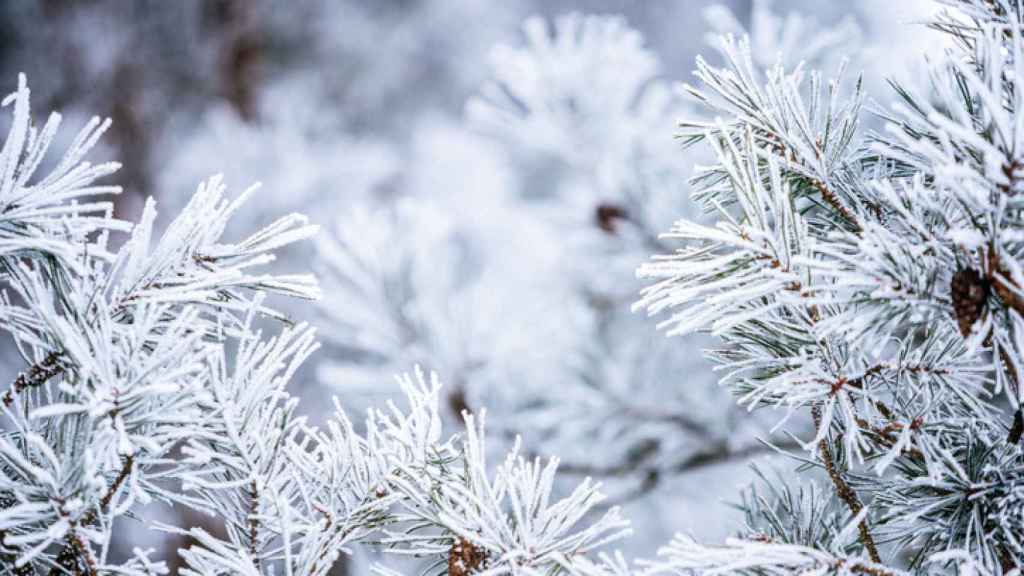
[
  {"x1": 3, "y1": 351, "x2": 65, "y2": 408},
  {"x1": 813, "y1": 406, "x2": 881, "y2": 563}
]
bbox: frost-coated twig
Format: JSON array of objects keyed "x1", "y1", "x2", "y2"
[
  {"x1": 813, "y1": 406, "x2": 880, "y2": 563},
  {"x1": 2, "y1": 350, "x2": 63, "y2": 408}
]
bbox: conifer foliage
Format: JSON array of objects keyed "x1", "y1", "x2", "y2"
[
  {"x1": 2, "y1": 0, "x2": 1024, "y2": 574},
  {"x1": 0, "y1": 73, "x2": 627, "y2": 575},
  {"x1": 636, "y1": 0, "x2": 1024, "y2": 573}
]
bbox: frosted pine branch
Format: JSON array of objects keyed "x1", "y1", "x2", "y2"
[
  {"x1": 0, "y1": 74, "x2": 636, "y2": 574},
  {"x1": 637, "y1": 1, "x2": 1024, "y2": 574}
]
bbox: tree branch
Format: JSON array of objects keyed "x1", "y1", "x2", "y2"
[
  {"x1": 3, "y1": 351, "x2": 65, "y2": 408},
  {"x1": 557, "y1": 438, "x2": 804, "y2": 505},
  {"x1": 813, "y1": 406, "x2": 881, "y2": 564},
  {"x1": 47, "y1": 455, "x2": 134, "y2": 576}
]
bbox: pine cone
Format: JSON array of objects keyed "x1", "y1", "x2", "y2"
[
  {"x1": 448, "y1": 538, "x2": 488, "y2": 576},
  {"x1": 595, "y1": 203, "x2": 628, "y2": 234},
  {"x1": 951, "y1": 267, "x2": 989, "y2": 337}
]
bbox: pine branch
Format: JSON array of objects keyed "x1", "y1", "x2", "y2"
[{"x1": 813, "y1": 406, "x2": 881, "y2": 564}]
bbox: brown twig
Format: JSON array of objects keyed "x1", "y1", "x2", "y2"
[
  {"x1": 47, "y1": 456, "x2": 134, "y2": 576},
  {"x1": 3, "y1": 351, "x2": 65, "y2": 408},
  {"x1": 248, "y1": 480, "x2": 262, "y2": 571},
  {"x1": 813, "y1": 407, "x2": 882, "y2": 563},
  {"x1": 98, "y1": 456, "x2": 134, "y2": 515},
  {"x1": 756, "y1": 128, "x2": 875, "y2": 230},
  {"x1": 853, "y1": 415, "x2": 926, "y2": 461},
  {"x1": 813, "y1": 179, "x2": 862, "y2": 233}
]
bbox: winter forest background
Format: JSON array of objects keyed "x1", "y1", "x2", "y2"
[{"x1": 0, "y1": 1, "x2": 953, "y2": 574}]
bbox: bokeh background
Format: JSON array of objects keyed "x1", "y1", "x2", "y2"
[{"x1": 0, "y1": 1, "x2": 943, "y2": 573}]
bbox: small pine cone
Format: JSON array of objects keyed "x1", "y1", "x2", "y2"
[
  {"x1": 951, "y1": 267, "x2": 989, "y2": 337},
  {"x1": 448, "y1": 538, "x2": 487, "y2": 576},
  {"x1": 595, "y1": 203, "x2": 629, "y2": 234}
]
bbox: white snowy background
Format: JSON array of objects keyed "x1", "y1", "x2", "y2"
[{"x1": 0, "y1": 1, "x2": 944, "y2": 573}]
